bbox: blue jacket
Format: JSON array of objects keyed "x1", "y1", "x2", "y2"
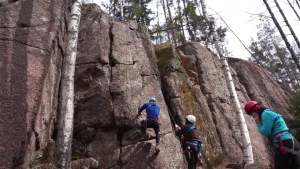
[
  {"x1": 258, "y1": 109, "x2": 291, "y2": 142},
  {"x1": 138, "y1": 103, "x2": 160, "y2": 119}
]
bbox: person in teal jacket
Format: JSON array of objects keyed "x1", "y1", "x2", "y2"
[{"x1": 245, "y1": 101, "x2": 300, "y2": 169}]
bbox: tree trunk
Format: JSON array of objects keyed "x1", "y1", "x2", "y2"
[
  {"x1": 296, "y1": 0, "x2": 300, "y2": 10},
  {"x1": 200, "y1": 0, "x2": 254, "y2": 166},
  {"x1": 287, "y1": 0, "x2": 300, "y2": 21},
  {"x1": 263, "y1": 0, "x2": 300, "y2": 72},
  {"x1": 194, "y1": 0, "x2": 202, "y2": 16},
  {"x1": 182, "y1": 0, "x2": 195, "y2": 41},
  {"x1": 54, "y1": 0, "x2": 82, "y2": 168},
  {"x1": 162, "y1": 0, "x2": 171, "y2": 42},
  {"x1": 156, "y1": 2, "x2": 160, "y2": 44},
  {"x1": 199, "y1": 0, "x2": 210, "y2": 47},
  {"x1": 275, "y1": 0, "x2": 300, "y2": 49},
  {"x1": 177, "y1": 0, "x2": 186, "y2": 44},
  {"x1": 166, "y1": 0, "x2": 177, "y2": 47}
]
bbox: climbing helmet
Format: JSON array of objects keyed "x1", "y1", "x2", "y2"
[
  {"x1": 186, "y1": 115, "x2": 196, "y2": 123},
  {"x1": 149, "y1": 97, "x2": 156, "y2": 102},
  {"x1": 244, "y1": 101, "x2": 260, "y2": 114}
]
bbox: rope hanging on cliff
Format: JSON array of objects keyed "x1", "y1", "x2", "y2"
[{"x1": 124, "y1": 22, "x2": 177, "y2": 125}]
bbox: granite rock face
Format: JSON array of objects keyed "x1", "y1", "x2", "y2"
[
  {"x1": 73, "y1": 4, "x2": 184, "y2": 169},
  {"x1": 0, "y1": 2, "x2": 293, "y2": 169},
  {"x1": 0, "y1": 0, "x2": 70, "y2": 168}
]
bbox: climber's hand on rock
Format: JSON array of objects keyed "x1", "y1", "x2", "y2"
[{"x1": 175, "y1": 124, "x2": 181, "y2": 130}]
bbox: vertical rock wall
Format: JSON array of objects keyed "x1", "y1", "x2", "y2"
[
  {"x1": 73, "y1": 4, "x2": 185, "y2": 169},
  {"x1": 0, "y1": 0, "x2": 70, "y2": 168},
  {"x1": 0, "y1": 2, "x2": 294, "y2": 169}
]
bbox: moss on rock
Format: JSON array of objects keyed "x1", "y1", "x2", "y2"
[
  {"x1": 32, "y1": 140, "x2": 55, "y2": 166},
  {"x1": 155, "y1": 42, "x2": 174, "y2": 71}
]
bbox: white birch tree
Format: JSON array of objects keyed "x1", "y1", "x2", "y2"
[
  {"x1": 119, "y1": 0, "x2": 124, "y2": 21},
  {"x1": 54, "y1": 0, "x2": 82, "y2": 168},
  {"x1": 200, "y1": 0, "x2": 254, "y2": 166}
]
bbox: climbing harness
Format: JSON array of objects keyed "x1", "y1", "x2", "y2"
[
  {"x1": 273, "y1": 135, "x2": 300, "y2": 155},
  {"x1": 268, "y1": 114, "x2": 300, "y2": 155},
  {"x1": 141, "y1": 103, "x2": 161, "y2": 127},
  {"x1": 141, "y1": 118, "x2": 161, "y2": 128},
  {"x1": 180, "y1": 127, "x2": 203, "y2": 154}
]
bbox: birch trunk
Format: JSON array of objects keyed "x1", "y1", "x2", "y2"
[
  {"x1": 200, "y1": 0, "x2": 254, "y2": 165},
  {"x1": 263, "y1": 0, "x2": 300, "y2": 72},
  {"x1": 120, "y1": 0, "x2": 124, "y2": 21},
  {"x1": 54, "y1": 0, "x2": 82, "y2": 168}
]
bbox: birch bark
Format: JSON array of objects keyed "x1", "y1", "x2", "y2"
[
  {"x1": 200, "y1": 0, "x2": 254, "y2": 165},
  {"x1": 54, "y1": 0, "x2": 82, "y2": 168}
]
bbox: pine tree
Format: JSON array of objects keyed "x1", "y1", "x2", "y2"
[
  {"x1": 174, "y1": 0, "x2": 186, "y2": 44},
  {"x1": 249, "y1": 16, "x2": 299, "y2": 89},
  {"x1": 263, "y1": 0, "x2": 300, "y2": 72},
  {"x1": 182, "y1": 0, "x2": 195, "y2": 41},
  {"x1": 161, "y1": 0, "x2": 171, "y2": 42},
  {"x1": 124, "y1": 0, "x2": 154, "y2": 26},
  {"x1": 274, "y1": 0, "x2": 300, "y2": 49},
  {"x1": 165, "y1": 0, "x2": 177, "y2": 46}
]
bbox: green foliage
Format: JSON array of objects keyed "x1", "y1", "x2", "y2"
[
  {"x1": 288, "y1": 91, "x2": 300, "y2": 117},
  {"x1": 124, "y1": 0, "x2": 154, "y2": 26},
  {"x1": 248, "y1": 16, "x2": 300, "y2": 89},
  {"x1": 287, "y1": 91, "x2": 300, "y2": 141},
  {"x1": 155, "y1": 42, "x2": 173, "y2": 70},
  {"x1": 102, "y1": 0, "x2": 153, "y2": 26}
]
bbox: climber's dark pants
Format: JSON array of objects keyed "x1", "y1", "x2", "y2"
[
  {"x1": 183, "y1": 141, "x2": 199, "y2": 169},
  {"x1": 141, "y1": 118, "x2": 160, "y2": 144},
  {"x1": 273, "y1": 138, "x2": 300, "y2": 169}
]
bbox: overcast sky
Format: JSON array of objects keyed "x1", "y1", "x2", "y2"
[{"x1": 89, "y1": 0, "x2": 300, "y2": 60}]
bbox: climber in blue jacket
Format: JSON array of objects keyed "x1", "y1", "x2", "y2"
[
  {"x1": 245, "y1": 101, "x2": 300, "y2": 169},
  {"x1": 138, "y1": 97, "x2": 161, "y2": 152}
]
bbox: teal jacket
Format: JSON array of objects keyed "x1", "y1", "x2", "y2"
[{"x1": 258, "y1": 109, "x2": 291, "y2": 142}]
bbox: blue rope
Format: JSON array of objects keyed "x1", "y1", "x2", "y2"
[{"x1": 123, "y1": 22, "x2": 177, "y2": 125}]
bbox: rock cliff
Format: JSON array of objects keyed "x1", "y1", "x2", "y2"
[{"x1": 0, "y1": 2, "x2": 293, "y2": 169}]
